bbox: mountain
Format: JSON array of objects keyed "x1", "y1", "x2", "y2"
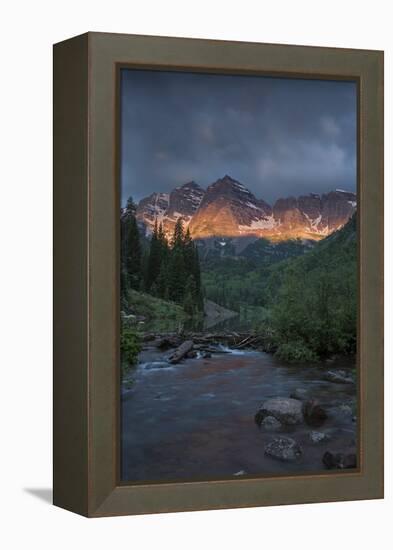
[
  {"x1": 134, "y1": 175, "x2": 356, "y2": 242},
  {"x1": 272, "y1": 189, "x2": 356, "y2": 240},
  {"x1": 188, "y1": 175, "x2": 272, "y2": 238},
  {"x1": 135, "y1": 182, "x2": 204, "y2": 235},
  {"x1": 135, "y1": 192, "x2": 169, "y2": 234}
]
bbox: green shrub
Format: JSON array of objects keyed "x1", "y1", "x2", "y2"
[
  {"x1": 120, "y1": 327, "x2": 141, "y2": 370},
  {"x1": 275, "y1": 341, "x2": 318, "y2": 363}
]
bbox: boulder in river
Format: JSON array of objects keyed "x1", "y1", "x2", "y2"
[
  {"x1": 323, "y1": 450, "x2": 357, "y2": 469},
  {"x1": 265, "y1": 437, "x2": 303, "y2": 462},
  {"x1": 260, "y1": 416, "x2": 282, "y2": 431},
  {"x1": 324, "y1": 370, "x2": 355, "y2": 384},
  {"x1": 255, "y1": 397, "x2": 303, "y2": 426},
  {"x1": 302, "y1": 399, "x2": 328, "y2": 426}
]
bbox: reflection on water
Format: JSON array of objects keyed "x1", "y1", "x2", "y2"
[{"x1": 121, "y1": 346, "x2": 357, "y2": 483}]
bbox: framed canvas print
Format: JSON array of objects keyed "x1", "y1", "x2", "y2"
[{"x1": 53, "y1": 32, "x2": 384, "y2": 517}]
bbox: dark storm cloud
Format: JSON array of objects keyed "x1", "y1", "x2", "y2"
[{"x1": 120, "y1": 69, "x2": 357, "y2": 205}]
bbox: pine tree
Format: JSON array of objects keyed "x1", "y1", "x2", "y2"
[
  {"x1": 155, "y1": 260, "x2": 169, "y2": 299},
  {"x1": 120, "y1": 196, "x2": 142, "y2": 292},
  {"x1": 157, "y1": 222, "x2": 169, "y2": 266},
  {"x1": 145, "y1": 219, "x2": 161, "y2": 291},
  {"x1": 167, "y1": 246, "x2": 186, "y2": 303},
  {"x1": 172, "y1": 218, "x2": 184, "y2": 249},
  {"x1": 192, "y1": 244, "x2": 204, "y2": 311},
  {"x1": 183, "y1": 227, "x2": 203, "y2": 312},
  {"x1": 142, "y1": 216, "x2": 204, "y2": 315},
  {"x1": 183, "y1": 275, "x2": 198, "y2": 315}
]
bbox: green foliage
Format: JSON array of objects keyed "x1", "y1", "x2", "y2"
[
  {"x1": 200, "y1": 239, "x2": 309, "y2": 313},
  {"x1": 201, "y1": 215, "x2": 357, "y2": 362},
  {"x1": 120, "y1": 326, "x2": 141, "y2": 371},
  {"x1": 125, "y1": 289, "x2": 189, "y2": 332},
  {"x1": 183, "y1": 275, "x2": 198, "y2": 315},
  {"x1": 144, "y1": 219, "x2": 203, "y2": 314},
  {"x1": 275, "y1": 341, "x2": 319, "y2": 362},
  {"x1": 202, "y1": 257, "x2": 271, "y2": 312},
  {"x1": 269, "y1": 214, "x2": 357, "y2": 361},
  {"x1": 145, "y1": 220, "x2": 168, "y2": 291}
]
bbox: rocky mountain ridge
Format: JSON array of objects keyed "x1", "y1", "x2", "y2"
[{"x1": 131, "y1": 175, "x2": 356, "y2": 242}]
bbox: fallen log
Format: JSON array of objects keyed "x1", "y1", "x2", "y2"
[
  {"x1": 233, "y1": 335, "x2": 253, "y2": 348},
  {"x1": 168, "y1": 340, "x2": 194, "y2": 364}
]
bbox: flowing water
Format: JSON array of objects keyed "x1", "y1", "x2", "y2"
[{"x1": 121, "y1": 345, "x2": 357, "y2": 482}]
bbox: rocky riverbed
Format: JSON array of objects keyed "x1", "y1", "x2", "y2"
[{"x1": 121, "y1": 337, "x2": 357, "y2": 482}]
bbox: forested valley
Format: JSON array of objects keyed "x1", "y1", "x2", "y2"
[{"x1": 120, "y1": 196, "x2": 357, "y2": 365}]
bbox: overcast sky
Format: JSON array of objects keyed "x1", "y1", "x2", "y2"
[{"x1": 120, "y1": 69, "x2": 357, "y2": 206}]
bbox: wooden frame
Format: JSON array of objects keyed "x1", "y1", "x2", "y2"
[{"x1": 53, "y1": 32, "x2": 384, "y2": 517}]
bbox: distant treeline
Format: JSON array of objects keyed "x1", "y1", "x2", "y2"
[{"x1": 121, "y1": 198, "x2": 203, "y2": 316}]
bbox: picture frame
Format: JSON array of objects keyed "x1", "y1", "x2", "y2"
[{"x1": 53, "y1": 32, "x2": 384, "y2": 517}]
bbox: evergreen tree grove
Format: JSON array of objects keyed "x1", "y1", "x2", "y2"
[{"x1": 143, "y1": 218, "x2": 204, "y2": 315}]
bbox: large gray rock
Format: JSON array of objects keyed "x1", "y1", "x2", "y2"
[
  {"x1": 265, "y1": 437, "x2": 303, "y2": 462},
  {"x1": 324, "y1": 370, "x2": 355, "y2": 384},
  {"x1": 255, "y1": 397, "x2": 303, "y2": 426}
]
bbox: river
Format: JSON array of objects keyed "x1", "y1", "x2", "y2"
[{"x1": 121, "y1": 345, "x2": 357, "y2": 482}]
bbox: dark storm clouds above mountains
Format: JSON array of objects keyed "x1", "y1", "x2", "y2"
[{"x1": 120, "y1": 69, "x2": 357, "y2": 205}]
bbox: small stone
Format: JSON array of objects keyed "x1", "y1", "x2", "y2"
[
  {"x1": 309, "y1": 431, "x2": 330, "y2": 444},
  {"x1": 265, "y1": 437, "x2": 303, "y2": 462}
]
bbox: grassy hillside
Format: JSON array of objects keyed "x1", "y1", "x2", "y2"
[{"x1": 124, "y1": 289, "x2": 190, "y2": 332}]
